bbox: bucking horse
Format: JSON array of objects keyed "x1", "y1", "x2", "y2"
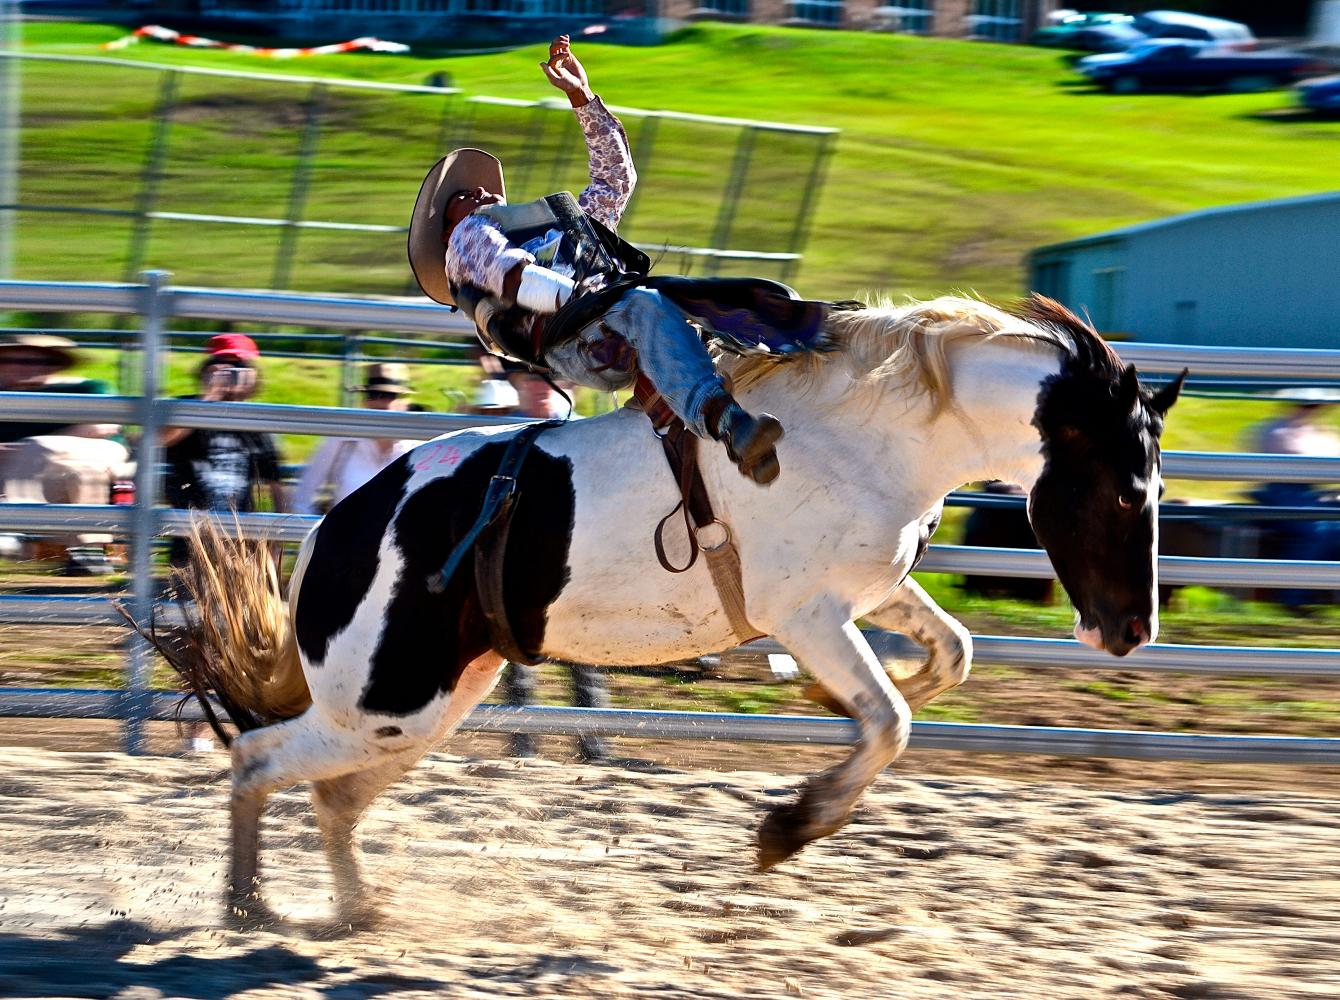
[{"x1": 156, "y1": 294, "x2": 1183, "y2": 928}]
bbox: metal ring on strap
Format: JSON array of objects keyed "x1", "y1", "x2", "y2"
[{"x1": 695, "y1": 519, "x2": 732, "y2": 552}]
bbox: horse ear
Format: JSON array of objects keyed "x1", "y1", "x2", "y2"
[
  {"x1": 1118, "y1": 364, "x2": 1140, "y2": 410},
  {"x1": 1149, "y1": 369, "x2": 1188, "y2": 415}
]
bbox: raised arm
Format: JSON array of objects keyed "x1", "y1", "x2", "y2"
[{"x1": 541, "y1": 35, "x2": 636, "y2": 230}]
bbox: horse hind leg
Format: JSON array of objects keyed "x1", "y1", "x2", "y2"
[
  {"x1": 309, "y1": 650, "x2": 506, "y2": 928},
  {"x1": 761, "y1": 604, "x2": 910, "y2": 871},
  {"x1": 228, "y1": 708, "x2": 416, "y2": 929},
  {"x1": 311, "y1": 752, "x2": 422, "y2": 930}
]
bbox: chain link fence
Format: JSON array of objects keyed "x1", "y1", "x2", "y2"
[{"x1": 2, "y1": 52, "x2": 837, "y2": 295}]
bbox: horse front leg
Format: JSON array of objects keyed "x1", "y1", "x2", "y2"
[
  {"x1": 760, "y1": 603, "x2": 910, "y2": 871},
  {"x1": 871, "y1": 577, "x2": 973, "y2": 712},
  {"x1": 804, "y1": 577, "x2": 972, "y2": 716}
]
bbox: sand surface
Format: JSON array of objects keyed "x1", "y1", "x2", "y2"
[{"x1": 2, "y1": 746, "x2": 1339, "y2": 999}]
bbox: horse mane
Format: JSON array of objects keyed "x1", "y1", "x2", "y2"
[
  {"x1": 1013, "y1": 294, "x2": 1126, "y2": 382},
  {"x1": 720, "y1": 294, "x2": 1120, "y2": 418}
]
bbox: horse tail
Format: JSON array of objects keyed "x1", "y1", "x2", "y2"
[{"x1": 127, "y1": 516, "x2": 313, "y2": 746}]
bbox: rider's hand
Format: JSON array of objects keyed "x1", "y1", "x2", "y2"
[{"x1": 540, "y1": 35, "x2": 593, "y2": 108}]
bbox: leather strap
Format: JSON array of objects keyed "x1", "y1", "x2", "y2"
[
  {"x1": 425, "y1": 421, "x2": 560, "y2": 665},
  {"x1": 639, "y1": 377, "x2": 760, "y2": 644}
]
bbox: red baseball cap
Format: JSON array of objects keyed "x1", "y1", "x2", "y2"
[{"x1": 206, "y1": 333, "x2": 260, "y2": 362}]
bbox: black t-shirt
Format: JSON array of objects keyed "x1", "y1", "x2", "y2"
[{"x1": 163, "y1": 425, "x2": 282, "y2": 513}]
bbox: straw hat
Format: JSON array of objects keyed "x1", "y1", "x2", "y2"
[
  {"x1": 0, "y1": 333, "x2": 77, "y2": 369},
  {"x1": 407, "y1": 149, "x2": 506, "y2": 307},
  {"x1": 354, "y1": 362, "x2": 414, "y2": 395}
]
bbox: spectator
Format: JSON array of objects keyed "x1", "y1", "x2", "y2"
[
  {"x1": 0, "y1": 334, "x2": 124, "y2": 574},
  {"x1": 294, "y1": 363, "x2": 418, "y2": 516},
  {"x1": 1249, "y1": 388, "x2": 1340, "y2": 606},
  {"x1": 0, "y1": 334, "x2": 117, "y2": 442},
  {"x1": 511, "y1": 371, "x2": 577, "y2": 420},
  {"x1": 162, "y1": 333, "x2": 286, "y2": 754},
  {"x1": 161, "y1": 333, "x2": 287, "y2": 567},
  {"x1": 494, "y1": 370, "x2": 608, "y2": 762},
  {"x1": 465, "y1": 376, "x2": 520, "y2": 416}
]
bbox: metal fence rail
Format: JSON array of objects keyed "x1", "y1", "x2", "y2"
[
  {"x1": 1, "y1": 277, "x2": 1338, "y2": 763},
  {"x1": 1, "y1": 692, "x2": 1335, "y2": 764},
  {"x1": 5, "y1": 503, "x2": 1340, "y2": 589}
]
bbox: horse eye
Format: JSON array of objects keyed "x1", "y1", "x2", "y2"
[{"x1": 1118, "y1": 494, "x2": 1134, "y2": 510}]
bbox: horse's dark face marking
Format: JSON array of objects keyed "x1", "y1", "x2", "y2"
[
  {"x1": 360, "y1": 439, "x2": 575, "y2": 716},
  {"x1": 295, "y1": 454, "x2": 414, "y2": 664},
  {"x1": 1022, "y1": 299, "x2": 1185, "y2": 657}
]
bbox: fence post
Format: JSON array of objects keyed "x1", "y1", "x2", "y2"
[
  {"x1": 124, "y1": 71, "x2": 180, "y2": 283},
  {"x1": 615, "y1": 114, "x2": 659, "y2": 236},
  {"x1": 341, "y1": 331, "x2": 359, "y2": 407},
  {"x1": 0, "y1": 18, "x2": 20, "y2": 289},
  {"x1": 706, "y1": 126, "x2": 757, "y2": 277},
  {"x1": 509, "y1": 103, "x2": 551, "y2": 199},
  {"x1": 124, "y1": 270, "x2": 169, "y2": 755},
  {"x1": 781, "y1": 129, "x2": 836, "y2": 285},
  {"x1": 272, "y1": 81, "x2": 327, "y2": 291}
]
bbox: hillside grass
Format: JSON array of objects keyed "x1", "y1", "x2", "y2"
[{"x1": 14, "y1": 20, "x2": 1340, "y2": 302}]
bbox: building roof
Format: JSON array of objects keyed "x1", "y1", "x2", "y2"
[{"x1": 1031, "y1": 189, "x2": 1340, "y2": 258}]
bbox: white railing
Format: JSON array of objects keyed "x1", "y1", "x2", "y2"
[{"x1": 2, "y1": 276, "x2": 1339, "y2": 763}]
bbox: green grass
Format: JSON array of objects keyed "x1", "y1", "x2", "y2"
[{"x1": 14, "y1": 21, "x2": 1340, "y2": 303}]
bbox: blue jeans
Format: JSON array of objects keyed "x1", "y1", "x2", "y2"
[{"x1": 545, "y1": 287, "x2": 726, "y2": 439}]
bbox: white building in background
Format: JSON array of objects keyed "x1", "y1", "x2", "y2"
[
  {"x1": 1314, "y1": 1, "x2": 1340, "y2": 44},
  {"x1": 1028, "y1": 191, "x2": 1340, "y2": 349}
]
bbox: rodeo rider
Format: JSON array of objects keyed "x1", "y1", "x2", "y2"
[{"x1": 409, "y1": 34, "x2": 786, "y2": 485}]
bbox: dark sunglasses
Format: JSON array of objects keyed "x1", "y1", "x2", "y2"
[{"x1": 364, "y1": 390, "x2": 399, "y2": 402}]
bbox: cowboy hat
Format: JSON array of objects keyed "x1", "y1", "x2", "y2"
[
  {"x1": 408, "y1": 149, "x2": 506, "y2": 307},
  {"x1": 0, "y1": 333, "x2": 77, "y2": 370},
  {"x1": 353, "y1": 362, "x2": 414, "y2": 395},
  {"x1": 470, "y1": 377, "x2": 519, "y2": 411}
]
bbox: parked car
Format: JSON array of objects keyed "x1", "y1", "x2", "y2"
[
  {"x1": 1298, "y1": 75, "x2": 1340, "y2": 114},
  {"x1": 1078, "y1": 40, "x2": 1318, "y2": 93},
  {"x1": 1075, "y1": 9, "x2": 1256, "y2": 54},
  {"x1": 1069, "y1": 20, "x2": 1149, "y2": 52},
  {"x1": 1131, "y1": 10, "x2": 1256, "y2": 51},
  {"x1": 1034, "y1": 11, "x2": 1130, "y2": 48},
  {"x1": 1032, "y1": 11, "x2": 1134, "y2": 49}
]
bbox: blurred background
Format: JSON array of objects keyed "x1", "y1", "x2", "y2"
[{"x1": 1, "y1": 0, "x2": 1338, "y2": 758}]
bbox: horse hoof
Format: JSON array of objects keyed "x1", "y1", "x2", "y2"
[
  {"x1": 225, "y1": 892, "x2": 281, "y2": 932},
  {"x1": 338, "y1": 899, "x2": 385, "y2": 932},
  {"x1": 756, "y1": 802, "x2": 811, "y2": 872}
]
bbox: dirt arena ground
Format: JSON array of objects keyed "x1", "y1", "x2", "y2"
[{"x1": 3, "y1": 740, "x2": 1339, "y2": 1000}]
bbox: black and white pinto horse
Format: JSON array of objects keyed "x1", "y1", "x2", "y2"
[{"x1": 189, "y1": 295, "x2": 1182, "y2": 926}]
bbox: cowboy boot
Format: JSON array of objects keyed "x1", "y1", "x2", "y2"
[{"x1": 706, "y1": 398, "x2": 785, "y2": 485}]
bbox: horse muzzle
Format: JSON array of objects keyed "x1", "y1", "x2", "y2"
[{"x1": 1074, "y1": 612, "x2": 1156, "y2": 657}]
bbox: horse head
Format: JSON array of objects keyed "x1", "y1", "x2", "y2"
[{"x1": 1023, "y1": 299, "x2": 1186, "y2": 656}]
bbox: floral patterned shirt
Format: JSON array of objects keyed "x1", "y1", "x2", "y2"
[{"x1": 445, "y1": 96, "x2": 637, "y2": 299}]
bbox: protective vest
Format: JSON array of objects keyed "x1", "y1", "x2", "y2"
[{"x1": 451, "y1": 192, "x2": 649, "y2": 367}]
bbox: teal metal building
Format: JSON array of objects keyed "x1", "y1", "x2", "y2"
[{"x1": 1027, "y1": 192, "x2": 1340, "y2": 348}]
